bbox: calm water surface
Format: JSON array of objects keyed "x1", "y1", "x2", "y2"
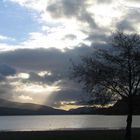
[{"x1": 0, "y1": 115, "x2": 140, "y2": 131}]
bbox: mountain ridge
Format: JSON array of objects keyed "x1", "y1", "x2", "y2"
[
  {"x1": 0, "y1": 98, "x2": 67, "y2": 115},
  {"x1": 0, "y1": 97, "x2": 140, "y2": 115}
]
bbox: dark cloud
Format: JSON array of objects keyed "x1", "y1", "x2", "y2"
[
  {"x1": 0, "y1": 48, "x2": 69, "y2": 73},
  {"x1": 28, "y1": 72, "x2": 61, "y2": 85},
  {"x1": 46, "y1": 79, "x2": 87, "y2": 106},
  {"x1": 0, "y1": 82, "x2": 14, "y2": 102},
  {"x1": 64, "y1": 34, "x2": 77, "y2": 40},
  {"x1": 47, "y1": 0, "x2": 84, "y2": 18},
  {"x1": 0, "y1": 64, "x2": 16, "y2": 99},
  {"x1": 0, "y1": 64, "x2": 16, "y2": 76},
  {"x1": 96, "y1": 0, "x2": 113, "y2": 4},
  {"x1": 117, "y1": 20, "x2": 135, "y2": 32},
  {"x1": 116, "y1": 10, "x2": 140, "y2": 32},
  {"x1": 0, "y1": 75, "x2": 5, "y2": 81},
  {"x1": 85, "y1": 32, "x2": 109, "y2": 43},
  {"x1": 0, "y1": 64, "x2": 16, "y2": 77},
  {"x1": 0, "y1": 47, "x2": 93, "y2": 73},
  {"x1": 47, "y1": 0, "x2": 98, "y2": 28},
  {"x1": 0, "y1": 82, "x2": 12, "y2": 95}
]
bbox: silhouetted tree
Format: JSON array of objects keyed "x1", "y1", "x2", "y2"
[{"x1": 71, "y1": 32, "x2": 140, "y2": 140}]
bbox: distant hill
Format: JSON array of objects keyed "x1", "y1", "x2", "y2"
[
  {"x1": 0, "y1": 97, "x2": 140, "y2": 115},
  {"x1": 0, "y1": 99, "x2": 66, "y2": 115},
  {"x1": 107, "y1": 96, "x2": 140, "y2": 115},
  {"x1": 69, "y1": 96, "x2": 140, "y2": 115}
]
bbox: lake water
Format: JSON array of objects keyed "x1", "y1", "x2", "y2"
[{"x1": 0, "y1": 115, "x2": 140, "y2": 131}]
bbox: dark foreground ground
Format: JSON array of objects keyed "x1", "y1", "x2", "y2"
[{"x1": 0, "y1": 129, "x2": 139, "y2": 140}]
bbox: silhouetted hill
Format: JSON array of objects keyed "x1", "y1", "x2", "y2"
[
  {"x1": 0, "y1": 99, "x2": 66, "y2": 115},
  {"x1": 0, "y1": 97, "x2": 140, "y2": 115},
  {"x1": 69, "y1": 96, "x2": 140, "y2": 115},
  {"x1": 107, "y1": 96, "x2": 140, "y2": 115}
]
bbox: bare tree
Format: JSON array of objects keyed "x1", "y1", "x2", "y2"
[{"x1": 71, "y1": 32, "x2": 140, "y2": 140}]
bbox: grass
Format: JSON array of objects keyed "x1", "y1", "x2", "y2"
[{"x1": 0, "y1": 129, "x2": 139, "y2": 140}]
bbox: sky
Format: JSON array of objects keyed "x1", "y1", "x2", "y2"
[{"x1": 0, "y1": 0, "x2": 140, "y2": 110}]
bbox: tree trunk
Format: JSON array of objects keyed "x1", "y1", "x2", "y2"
[{"x1": 125, "y1": 97, "x2": 133, "y2": 140}]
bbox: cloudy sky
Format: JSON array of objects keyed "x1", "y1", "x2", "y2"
[{"x1": 0, "y1": 0, "x2": 140, "y2": 110}]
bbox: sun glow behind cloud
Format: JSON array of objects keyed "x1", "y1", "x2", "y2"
[
  {"x1": 54, "y1": 101, "x2": 84, "y2": 111},
  {"x1": 38, "y1": 71, "x2": 52, "y2": 77},
  {"x1": 7, "y1": 75, "x2": 61, "y2": 104},
  {"x1": 18, "y1": 73, "x2": 30, "y2": 79},
  {"x1": 18, "y1": 95, "x2": 33, "y2": 102},
  {"x1": 15, "y1": 82, "x2": 60, "y2": 94}
]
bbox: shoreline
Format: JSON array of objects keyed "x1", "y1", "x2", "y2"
[
  {"x1": 0, "y1": 129, "x2": 139, "y2": 140},
  {"x1": 0, "y1": 127, "x2": 126, "y2": 132}
]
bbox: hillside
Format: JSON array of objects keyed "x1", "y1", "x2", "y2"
[
  {"x1": 0, "y1": 99, "x2": 66, "y2": 115},
  {"x1": 69, "y1": 96, "x2": 140, "y2": 115},
  {"x1": 0, "y1": 97, "x2": 140, "y2": 115}
]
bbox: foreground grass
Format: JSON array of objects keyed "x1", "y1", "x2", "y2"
[{"x1": 0, "y1": 129, "x2": 139, "y2": 140}]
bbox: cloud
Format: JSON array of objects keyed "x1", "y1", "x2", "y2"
[
  {"x1": 0, "y1": 48, "x2": 69, "y2": 73},
  {"x1": 3, "y1": 0, "x2": 134, "y2": 53},
  {"x1": 116, "y1": 10, "x2": 140, "y2": 32},
  {"x1": 117, "y1": 20, "x2": 135, "y2": 32},
  {"x1": 21, "y1": 30, "x2": 87, "y2": 50},
  {"x1": 0, "y1": 64, "x2": 16, "y2": 81},
  {"x1": 0, "y1": 64, "x2": 16, "y2": 77},
  {"x1": 96, "y1": 0, "x2": 113, "y2": 4},
  {"x1": 85, "y1": 31, "x2": 109, "y2": 44},
  {"x1": 128, "y1": 0, "x2": 140, "y2": 1},
  {"x1": 18, "y1": 73, "x2": 30, "y2": 79},
  {"x1": 0, "y1": 81, "x2": 14, "y2": 101},
  {"x1": 0, "y1": 29, "x2": 88, "y2": 51},
  {"x1": 123, "y1": 0, "x2": 140, "y2": 8},
  {"x1": 18, "y1": 95, "x2": 33, "y2": 101},
  {"x1": 47, "y1": 0, "x2": 98, "y2": 28},
  {"x1": 6, "y1": 78, "x2": 61, "y2": 104},
  {"x1": 0, "y1": 35, "x2": 15, "y2": 41},
  {"x1": 0, "y1": 46, "x2": 93, "y2": 103},
  {"x1": 0, "y1": 47, "x2": 94, "y2": 106},
  {"x1": 47, "y1": 0, "x2": 86, "y2": 18},
  {"x1": 46, "y1": 79, "x2": 94, "y2": 110},
  {"x1": 64, "y1": 34, "x2": 77, "y2": 40},
  {"x1": 28, "y1": 72, "x2": 61, "y2": 85},
  {"x1": 6, "y1": 0, "x2": 140, "y2": 50},
  {"x1": 0, "y1": 46, "x2": 93, "y2": 72},
  {"x1": 0, "y1": 46, "x2": 95, "y2": 107},
  {"x1": 45, "y1": 79, "x2": 86, "y2": 106}
]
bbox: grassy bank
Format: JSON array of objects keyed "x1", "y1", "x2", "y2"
[{"x1": 0, "y1": 129, "x2": 139, "y2": 140}]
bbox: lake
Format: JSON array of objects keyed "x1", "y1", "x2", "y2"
[{"x1": 0, "y1": 115, "x2": 140, "y2": 131}]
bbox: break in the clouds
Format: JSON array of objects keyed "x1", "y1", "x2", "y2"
[{"x1": 0, "y1": 0, "x2": 140, "y2": 110}]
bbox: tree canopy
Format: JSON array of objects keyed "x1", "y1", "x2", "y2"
[
  {"x1": 71, "y1": 31, "x2": 140, "y2": 140},
  {"x1": 72, "y1": 32, "x2": 140, "y2": 104}
]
